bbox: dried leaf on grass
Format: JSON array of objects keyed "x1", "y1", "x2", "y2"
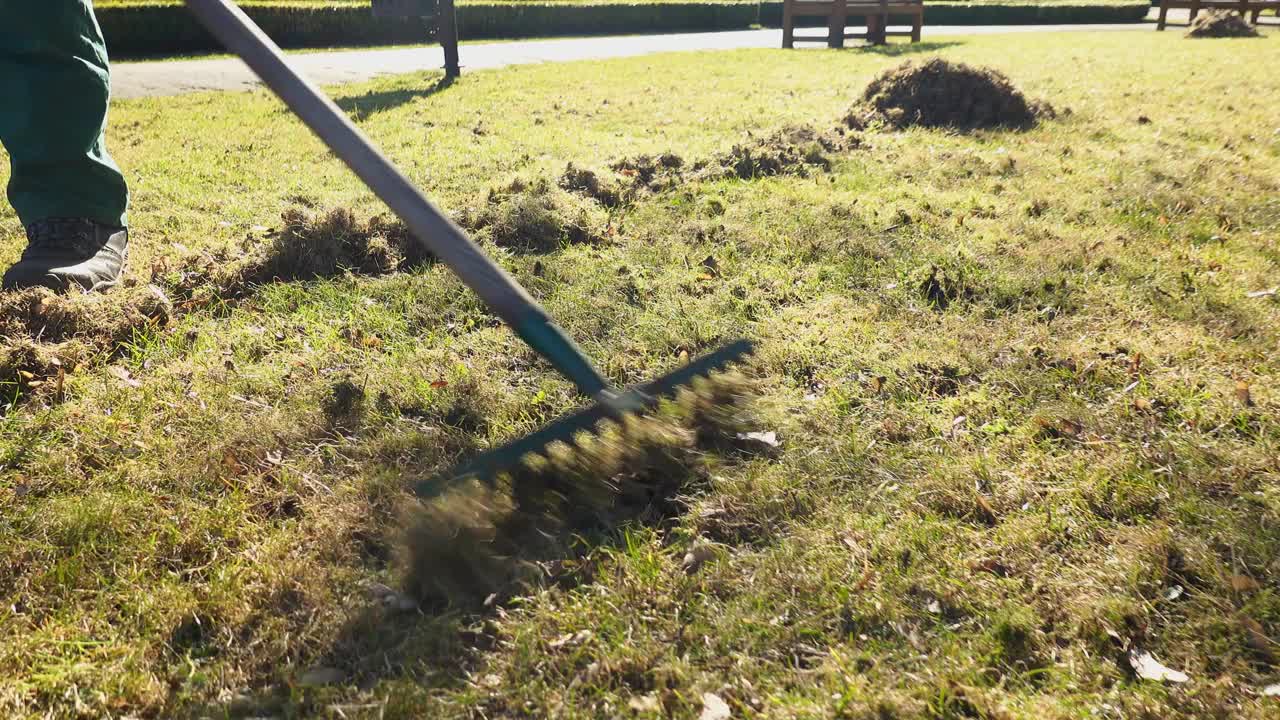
[
  {"x1": 1231, "y1": 574, "x2": 1261, "y2": 593},
  {"x1": 700, "y1": 692, "x2": 732, "y2": 720},
  {"x1": 297, "y1": 667, "x2": 346, "y2": 687},
  {"x1": 736, "y1": 430, "x2": 780, "y2": 448},
  {"x1": 629, "y1": 694, "x2": 661, "y2": 712},
  {"x1": 682, "y1": 542, "x2": 721, "y2": 575},
  {"x1": 1234, "y1": 382, "x2": 1254, "y2": 408},
  {"x1": 1129, "y1": 649, "x2": 1189, "y2": 683}
]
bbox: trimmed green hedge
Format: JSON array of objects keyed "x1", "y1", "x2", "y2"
[{"x1": 99, "y1": 2, "x2": 1150, "y2": 58}]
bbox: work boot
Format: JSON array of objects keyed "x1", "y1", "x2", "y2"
[{"x1": 2, "y1": 218, "x2": 128, "y2": 292}]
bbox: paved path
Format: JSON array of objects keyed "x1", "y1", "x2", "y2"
[{"x1": 112, "y1": 24, "x2": 1154, "y2": 100}]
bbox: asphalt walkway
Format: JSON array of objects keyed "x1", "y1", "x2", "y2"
[{"x1": 111, "y1": 24, "x2": 1155, "y2": 100}]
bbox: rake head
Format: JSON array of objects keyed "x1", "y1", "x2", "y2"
[{"x1": 413, "y1": 339, "x2": 755, "y2": 498}]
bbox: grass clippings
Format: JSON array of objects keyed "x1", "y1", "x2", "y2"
[
  {"x1": 850, "y1": 58, "x2": 1054, "y2": 131},
  {"x1": 460, "y1": 176, "x2": 606, "y2": 251},
  {"x1": 1186, "y1": 10, "x2": 1261, "y2": 38},
  {"x1": 708, "y1": 124, "x2": 861, "y2": 179}
]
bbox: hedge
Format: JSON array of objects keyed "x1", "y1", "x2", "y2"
[{"x1": 98, "y1": 2, "x2": 1150, "y2": 57}]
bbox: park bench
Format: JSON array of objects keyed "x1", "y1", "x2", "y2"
[
  {"x1": 1155, "y1": 0, "x2": 1280, "y2": 29},
  {"x1": 372, "y1": 0, "x2": 460, "y2": 76},
  {"x1": 782, "y1": 0, "x2": 924, "y2": 48}
]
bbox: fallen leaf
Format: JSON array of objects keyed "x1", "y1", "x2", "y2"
[
  {"x1": 1246, "y1": 287, "x2": 1277, "y2": 299},
  {"x1": 628, "y1": 694, "x2": 661, "y2": 713},
  {"x1": 852, "y1": 559, "x2": 875, "y2": 592},
  {"x1": 970, "y1": 557, "x2": 1009, "y2": 576},
  {"x1": 975, "y1": 494, "x2": 997, "y2": 524},
  {"x1": 430, "y1": 380, "x2": 449, "y2": 389},
  {"x1": 1240, "y1": 616, "x2": 1270, "y2": 651},
  {"x1": 736, "y1": 431, "x2": 780, "y2": 448},
  {"x1": 549, "y1": 629, "x2": 593, "y2": 650},
  {"x1": 682, "y1": 543, "x2": 719, "y2": 575},
  {"x1": 367, "y1": 582, "x2": 396, "y2": 600},
  {"x1": 298, "y1": 667, "x2": 346, "y2": 687},
  {"x1": 1231, "y1": 574, "x2": 1261, "y2": 593},
  {"x1": 1129, "y1": 649, "x2": 1189, "y2": 683},
  {"x1": 108, "y1": 366, "x2": 142, "y2": 389},
  {"x1": 1263, "y1": 683, "x2": 1280, "y2": 697},
  {"x1": 1165, "y1": 585, "x2": 1184, "y2": 601},
  {"x1": 700, "y1": 692, "x2": 731, "y2": 720},
  {"x1": 1235, "y1": 382, "x2": 1254, "y2": 407},
  {"x1": 367, "y1": 582, "x2": 419, "y2": 612}
]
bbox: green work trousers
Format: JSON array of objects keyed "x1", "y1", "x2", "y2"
[{"x1": 0, "y1": 1, "x2": 129, "y2": 229}]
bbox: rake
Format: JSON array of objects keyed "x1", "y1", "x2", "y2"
[{"x1": 183, "y1": 0, "x2": 754, "y2": 491}]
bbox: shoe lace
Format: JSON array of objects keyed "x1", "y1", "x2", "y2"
[{"x1": 26, "y1": 219, "x2": 92, "y2": 251}]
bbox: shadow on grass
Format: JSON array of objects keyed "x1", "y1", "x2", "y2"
[
  {"x1": 335, "y1": 74, "x2": 456, "y2": 118},
  {"x1": 168, "y1": 442, "x2": 706, "y2": 718}
]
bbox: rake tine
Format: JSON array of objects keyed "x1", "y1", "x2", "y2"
[{"x1": 414, "y1": 339, "x2": 754, "y2": 497}]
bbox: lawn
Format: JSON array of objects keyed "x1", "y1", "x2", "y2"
[{"x1": 2, "y1": 29, "x2": 1279, "y2": 719}]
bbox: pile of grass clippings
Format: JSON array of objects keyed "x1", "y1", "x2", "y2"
[
  {"x1": 0, "y1": 285, "x2": 171, "y2": 345},
  {"x1": 459, "y1": 176, "x2": 607, "y2": 251},
  {"x1": 0, "y1": 285, "x2": 172, "y2": 400},
  {"x1": 163, "y1": 207, "x2": 431, "y2": 304},
  {"x1": 559, "y1": 124, "x2": 862, "y2": 209},
  {"x1": 263, "y1": 206, "x2": 429, "y2": 279},
  {"x1": 707, "y1": 124, "x2": 860, "y2": 179},
  {"x1": 1186, "y1": 9, "x2": 1260, "y2": 37},
  {"x1": 849, "y1": 58, "x2": 1054, "y2": 131}
]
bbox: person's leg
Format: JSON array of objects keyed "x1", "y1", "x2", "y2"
[
  {"x1": 0, "y1": 0, "x2": 128, "y2": 228},
  {"x1": 0, "y1": 1, "x2": 129, "y2": 291}
]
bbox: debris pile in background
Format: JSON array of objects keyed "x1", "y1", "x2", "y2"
[{"x1": 1186, "y1": 10, "x2": 1260, "y2": 38}]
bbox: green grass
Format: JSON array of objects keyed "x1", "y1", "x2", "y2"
[{"x1": 3, "y1": 29, "x2": 1280, "y2": 719}]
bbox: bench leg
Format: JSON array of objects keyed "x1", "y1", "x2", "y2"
[
  {"x1": 1156, "y1": 5, "x2": 1168, "y2": 29},
  {"x1": 782, "y1": 8, "x2": 794, "y2": 48},
  {"x1": 911, "y1": 13, "x2": 921, "y2": 42},
  {"x1": 829, "y1": 11, "x2": 846, "y2": 49}
]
